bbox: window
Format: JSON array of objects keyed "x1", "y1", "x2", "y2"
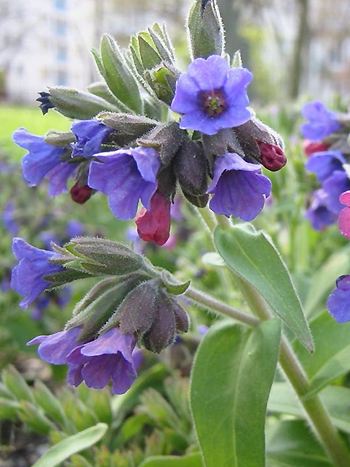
[
  {"x1": 57, "y1": 71, "x2": 68, "y2": 86},
  {"x1": 56, "y1": 46, "x2": 67, "y2": 62},
  {"x1": 55, "y1": 20, "x2": 67, "y2": 36},
  {"x1": 54, "y1": 0, "x2": 66, "y2": 10}
]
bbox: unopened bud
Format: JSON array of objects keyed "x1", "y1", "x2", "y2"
[
  {"x1": 70, "y1": 183, "x2": 93, "y2": 204},
  {"x1": 257, "y1": 141, "x2": 287, "y2": 171},
  {"x1": 303, "y1": 140, "x2": 329, "y2": 157},
  {"x1": 174, "y1": 139, "x2": 208, "y2": 196},
  {"x1": 136, "y1": 192, "x2": 171, "y2": 246}
]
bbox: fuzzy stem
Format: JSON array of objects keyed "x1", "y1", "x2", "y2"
[{"x1": 194, "y1": 207, "x2": 350, "y2": 467}]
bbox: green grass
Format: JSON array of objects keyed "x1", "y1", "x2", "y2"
[{"x1": 0, "y1": 105, "x2": 70, "y2": 160}]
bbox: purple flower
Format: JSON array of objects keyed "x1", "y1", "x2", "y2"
[
  {"x1": 66, "y1": 220, "x2": 85, "y2": 238},
  {"x1": 323, "y1": 171, "x2": 350, "y2": 214},
  {"x1": 305, "y1": 150, "x2": 345, "y2": 182},
  {"x1": 66, "y1": 328, "x2": 138, "y2": 394},
  {"x1": 13, "y1": 128, "x2": 76, "y2": 196},
  {"x1": 207, "y1": 153, "x2": 271, "y2": 220},
  {"x1": 72, "y1": 120, "x2": 112, "y2": 158},
  {"x1": 3, "y1": 202, "x2": 19, "y2": 235},
  {"x1": 327, "y1": 276, "x2": 350, "y2": 323},
  {"x1": 88, "y1": 147, "x2": 160, "y2": 220},
  {"x1": 301, "y1": 101, "x2": 341, "y2": 141},
  {"x1": 305, "y1": 189, "x2": 337, "y2": 230},
  {"x1": 27, "y1": 327, "x2": 82, "y2": 364},
  {"x1": 11, "y1": 238, "x2": 63, "y2": 308},
  {"x1": 171, "y1": 55, "x2": 253, "y2": 135}
]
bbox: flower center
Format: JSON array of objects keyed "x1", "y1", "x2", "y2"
[{"x1": 200, "y1": 89, "x2": 227, "y2": 117}]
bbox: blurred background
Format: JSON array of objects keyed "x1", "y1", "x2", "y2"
[{"x1": 0, "y1": 0, "x2": 349, "y2": 106}]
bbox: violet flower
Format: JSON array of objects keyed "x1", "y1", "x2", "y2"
[
  {"x1": 208, "y1": 153, "x2": 271, "y2": 220},
  {"x1": 66, "y1": 328, "x2": 138, "y2": 394},
  {"x1": 305, "y1": 189, "x2": 337, "y2": 230},
  {"x1": 327, "y1": 276, "x2": 350, "y2": 323},
  {"x1": 2, "y1": 202, "x2": 19, "y2": 235},
  {"x1": 88, "y1": 147, "x2": 160, "y2": 220},
  {"x1": 171, "y1": 55, "x2": 252, "y2": 135},
  {"x1": 27, "y1": 327, "x2": 82, "y2": 364},
  {"x1": 301, "y1": 101, "x2": 341, "y2": 141},
  {"x1": 322, "y1": 171, "x2": 350, "y2": 214},
  {"x1": 71, "y1": 119, "x2": 112, "y2": 158},
  {"x1": 11, "y1": 238, "x2": 63, "y2": 308},
  {"x1": 13, "y1": 128, "x2": 76, "y2": 196},
  {"x1": 305, "y1": 150, "x2": 345, "y2": 183}
]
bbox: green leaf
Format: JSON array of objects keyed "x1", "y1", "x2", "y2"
[
  {"x1": 214, "y1": 225, "x2": 313, "y2": 351},
  {"x1": 0, "y1": 398, "x2": 20, "y2": 420},
  {"x1": 2, "y1": 365, "x2": 34, "y2": 403},
  {"x1": 100, "y1": 34, "x2": 142, "y2": 113},
  {"x1": 140, "y1": 453, "x2": 203, "y2": 467},
  {"x1": 267, "y1": 420, "x2": 331, "y2": 466},
  {"x1": 32, "y1": 423, "x2": 108, "y2": 467},
  {"x1": 33, "y1": 381, "x2": 67, "y2": 426},
  {"x1": 190, "y1": 320, "x2": 281, "y2": 467},
  {"x1": 268, "y1": 383, "x2": 350, "y2": 434},
  {"x1": 294, "y1": 311, "x2": 350, "y2": 396},
  {"x1": 201, "y1": 252, "x2": 225, "y2": 267}
]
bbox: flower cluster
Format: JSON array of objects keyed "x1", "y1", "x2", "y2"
[
  {"x1": 302, "y1": 101, "x2": 350, "y2": 233},
  {"x1": 14, "y1": 55, "x2": 286, "y2": 247},
  {"x1": 11, "y1": 236, "x2": 189, "y2": 393}
]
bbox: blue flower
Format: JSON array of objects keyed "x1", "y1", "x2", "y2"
[
  {"x1": 88, "y1": 147, "x2": 160, "y2": 220},
  {"x1": 27, "y1": 327, "x2": 82, "y2": 364},
  {"x1": 71, "y1": 120, "x2": 112, "y2": 158},
  {"x1": 13, "y1": 128, "x2": 76, "y2": 195},
  {"x1": 207, "y1": 153, "x2": 271, "y2": 220},
  {"x1": 322, "y1": 171, "x2": 350, "y2": 214},
  {"x1": 327, "y1": 276, "x2": 350, "y2": 323},
  {"x1": 66, "y1": 220, "x2": 85, "y2": 238},
  {"x1": 66, "y1": 328, "x2": 139, "y2": 394},
  {"x1": 2, "y1": 202, "x2": 19, "y2": 235},
  {"x1": 305, "y1": 150, "x2": 345, "y2": 182},
  {"x1": 305, "y1": 189, "x2": 337, "y2": 230},
  {"x1": 11, "y1": 238, "x2": 63, "y2": 308},
  {"x1": 301, "y1": 101, "x2": 341, "y2": 141},
  {"x1": 171, "y1": 55, "x2": 253, "y2": 135}
]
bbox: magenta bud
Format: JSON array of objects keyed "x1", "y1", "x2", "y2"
[
  {"x1": 136, "y1": 192, "x2": 171, "y2": 246},
  {"x1": 257, "y1": 141, "x2": 287, "y2": 171},
  {"x1": 303, "y1": 140, "x2": 329, "y2": 157},
  {"x1": 70, "y1": 183, "x2": 93, "y2": 204}
]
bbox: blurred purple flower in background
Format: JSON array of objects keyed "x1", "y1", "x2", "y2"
[
  {"x1": 2, "y1": 202, "x2": 19, "y2": 235},
  {"x1": 305, "y1": 150, "x2": 345, "y2": 183},
  {"x1": 301, "y1": 101, "x2": 341, "y2": 141},
  {"x1": 305, "y1": 189, "x2": 337, "y2": 230},
  {"x1": 327, "y1": 275, "x2": 350, "y2": 323},
  {"x1": 171, "y1": 55, "x2": 252, "y2": 135}
]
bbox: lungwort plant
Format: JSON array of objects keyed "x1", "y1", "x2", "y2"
[{"x1": 5, "y1": 1, "x2": 350, "y2": 466}]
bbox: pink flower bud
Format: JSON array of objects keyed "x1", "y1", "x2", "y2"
[
  {"x1": 70, "y1": 183, "x2": 93, "y2": 204},
  {"x1": 257, "y1": 141, "x2": 287, "y2": 171},
  {"x1": 338, "y1": 191, "x2": 350, "y2": 239},
  {"x1": 136, "y1": 192, "x2": 171, "y2": 246},
  {"x1": 303, "y1": 140, "x2": 329, "y2": 157}
]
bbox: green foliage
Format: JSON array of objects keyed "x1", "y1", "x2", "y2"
[
  {"x1": 214, "y1": 224, "x2": 313, "y2": 351},
  {"x1": 190, "y1": 320, "x2": 281, "y2": 467}
]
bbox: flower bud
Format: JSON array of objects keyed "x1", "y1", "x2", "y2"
[
  {"x1": 256, "y1": 141, "x2": 287, "y2": 171},
  {"x1": 70, "y1": 183, "x2": 93, "y2": 204},
  {"x1": 136, "y1": 192, "x2": 171, "y2": 246},
  {"x1": 36, "y1": 91, "x2": 55, "y2": 115},
  {"x1": 174, "y1": 139, "x2": 208, "y2": 196},
  {"x1": 303, "y1": 140, "x2": 329, "y2": 157}
]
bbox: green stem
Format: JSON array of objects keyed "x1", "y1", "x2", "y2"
[
  {"x1": 195, "y1": 207, "x2": 350, "y2": 467},
  {"x1": 185, "y1": 286, "x2": 259, "y2": 327}
]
